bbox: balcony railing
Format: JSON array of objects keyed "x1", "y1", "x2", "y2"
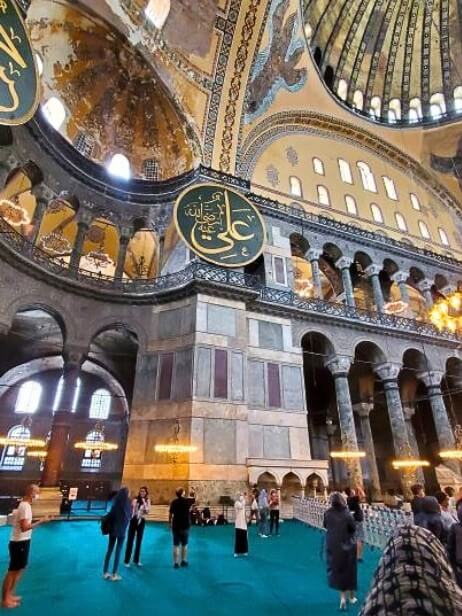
[{"x1": 0, "y1": 217, "x2": 461, "y2": 343}]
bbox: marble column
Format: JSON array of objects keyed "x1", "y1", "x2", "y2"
[
  {"x1": 419, "y1": 371, "x2": 459, "y2": 474},
  {"x1": 326, "y1": 356, "x2": 363, "y2": 487},
  {"x1": 353, "y1": 402, "x2": 381, "y2": 500},
  {"x1": 391, "y1": 271, "x2": 410, "y2": 304},
  {"x1": 335, "y1": 256, "x2": 355, "y2": 307},
  {"x1": 375, "y1": 363, "x2": 410, "y2": 457},
  {"x1": 365, "y1": 264, "x2": 385, "y2": 313},
  {"x1": 157, "y1": 234, "x2": 165, "y2": 276},
  {"x1": 402, "y1": 403, "x2": 425, "y2": 483},
  {"x1": 418, "y1": 279, "x2": 434, "y2": 309},
  {"x1": 115, "y1": 233, "x2": 131, "y2": 280},
  {"x1": 41, "y1": 351, "x2": 83, "y2": 487},
  {"x1": 326, "y1": 417, "x2": 339, "y2": 487},
  {"x1": 307, "y1": 248, "x2": 322, "y2": 299},
  {"x1": 69, "y1": 220, "x2": 89, "y2": 271},
  {"x1": 26, "y1": 197, "x2": 48, "y2": 251}
]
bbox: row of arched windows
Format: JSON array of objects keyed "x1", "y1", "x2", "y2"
[
  {"x1": 12, "y1": 380, "x2": 112, "y2": 420},
  {"x1": 289, "y1": 178, "x2": 450, "y2": 245},
  {"x1": 337, "y1": 80, "x2": 462, "y2": 123}
]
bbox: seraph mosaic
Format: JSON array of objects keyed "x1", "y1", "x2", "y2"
[
  {"x1": 244, "y1": 0, "x2": 307, "y2": 124},
  {"x1": 431, "y1": 136, "x2": 462, "y2": 193}
]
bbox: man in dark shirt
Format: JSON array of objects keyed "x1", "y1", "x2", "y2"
[
  {"x1": 410, "y1": 483, "x2": 425, "y2": 516},
  {"x1": 169, "y1": 487, "x2": 195, "y2": 569}
]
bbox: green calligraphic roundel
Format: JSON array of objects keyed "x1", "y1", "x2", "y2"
[
  {"x1": 0, "y1": 0, "x2": 39, "y2": 126},
  {"x1": 174, "y1": 184, "x2": 267, "y2": 268}
]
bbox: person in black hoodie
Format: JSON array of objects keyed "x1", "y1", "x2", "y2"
[
  {"x1": 448, "y1": 505, "x2": 462, "y2": 587},
  {"x1": 414, "y1": 496, "x2": 445, "y2": 542},
  {"x1": 103, "y1": 488, "x2": 131, "y2": 581}
]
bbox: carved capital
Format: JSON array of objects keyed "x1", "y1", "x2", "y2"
[
  {"x1": 417, "y1": 278, "x2": 433, "y2": 293},
  {"x1": 326, "y1": 355, "x2": 352, "y2": 376},
  {"x1": 364, "y1": 264, "x2": 381, "y2": 277},
  {"x1": 307, "y1": 248, "x2": 322, "y2": 261},
  {"x1": 418, "y1": 370, "x2": 444, "y2": 389},
  {"x1": 353, "y1": 402, "x2": 374, "y2": 417},
  {"x1": 375, "y1": 362, "x2": 401, "y2": 382},
  {"x1": 391, "y1": 270, "x2": 409, "y2": 284},
  {"x1": 402, "y1": 403, "x2": 416, "y2": 420},
  {"x1": 63, "y1": 345, "x2": 86, "y2": 372},
  {"x1": 335, "y1": 256, "x2": 352, "y2": 270}
]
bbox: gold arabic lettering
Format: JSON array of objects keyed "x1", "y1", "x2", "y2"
[{"x1": 0, "y1": 65, "x2": 18, "y2": 111}]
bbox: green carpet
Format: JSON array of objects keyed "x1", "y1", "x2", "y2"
[{"x1": 0, "y1": 521, "x2": 380, "y2": 615}]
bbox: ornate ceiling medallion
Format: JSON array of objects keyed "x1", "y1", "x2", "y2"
[
  {"x1": 0, "y1": 198, "x2": 30, "y2": 226},
  {"x1": 174, "y1": 184, "x2": 266, "y2": 268},
  {"x1": 39, "y1": 230, "x2": 72, "y2": 255}
]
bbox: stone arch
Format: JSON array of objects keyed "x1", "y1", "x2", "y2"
[
  {"x1": 305, "y1": 472, "x2": 325, "y2": 496},
  {"x1": 87, "y1": 318, "x2": 147, "y2": 354},
  {"x1": 354, "y1": 340, "x2": 387, "y2": 367},
  {"x1": 256, "y1": 471, "x2": 280, "y2": 489},
  {"x1": 300, "y1": 330, "x2": 336, "y2": 360},
  {"x1": 281, "y1": 471, "x2": 303, "y2": 502},
  {"x1": 3, "y1": 296, "x2": 72, "y2": 343}
]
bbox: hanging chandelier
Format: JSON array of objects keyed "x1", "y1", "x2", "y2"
[
  {"x1": 0, "y1": 198, "x2": 31, "y2": 227},
  {"x1": 391, "y1": 443, "x2": 430, "y2": 471},
  {"x1": 439, "y1": 424, "x2": 462, "y2": 460},
  {"x1": 26, "y1": 450, "x2": 48, "y2": 460},
  {"x1": 330, "y1": 450, "x2": 366, "y2": 459},
  {"x1": 429, "y1": 290, "x2": 462, "y2": 333},
  {"x1": 154, "y1": 419, "x2": 197, "y2": 456},
  {"x1": 74, "y1": 422, "x2": 118, "y2": 451},
  {"x1": 0, "y1": 417, "x2": 45, "y2": 448}
]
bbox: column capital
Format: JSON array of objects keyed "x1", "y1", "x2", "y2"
[
  {"x1": 62, "y1": 345, "x2": 86, "y2": 372},
  {"x1": 307, "y1": 248, "x2": 322, "y2": 261},
  {"x1": 402, "y1": 402, "x2": 416, "y2": 420},
  {"x1": 335, "y1": 256, "x2": 352, "y2": 270},
  {"x1": 375, "y1": 362, "x2": 401, "y2": 382},
  {"x1": 353, "y1": 402, "x2": 374, "y2": 417},
  {"x1": 364, "y1": 264, "x2": 381, "y2": 277},
  {"x1": 418, "y1": 370, "x2": 444, "y2": 389},
  {"x1": 325, "y1": 355, "x2": 352, "y2": 376},
  {"x1": 391, "y1": 270, "x2": 409, "y2": 284},
  {"x1": 417, "y1": 278, "x2": 433, "y2": 293}
]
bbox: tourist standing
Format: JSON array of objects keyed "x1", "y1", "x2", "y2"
[
  {"x1": 103, "y1": 487, "x2": 131, "y2": 581},
  {"x1": 248, "y1": 486, "x2": 259, "y2": 526},
  {"x1": 1, "y1": 485, "x2": 53, "y2": 609},
  {"x1": 258, "y1": 488, "x2": 269, "y2": 538},
  {"x1": 345, "y1": 488, "x2": 365, "y2": 561},
  {"x1": 445, "y1": 486, "x2": 457, "y2": 510},
  {"x1": 234, "y1": 493, "x2": 248, "y2": 557},
  {"x1": 124, "y1": 486, "x2": 151, "y2": 567},
  {"x1": 414, "y1": 496, "x2": 444, "y2": 542},
  {"x1": 169, "y1": 487, "x2": 195, "y2": 568},
  {"x1": 323, "y1": 492, "x2": 357, "y2": 611},
  {"x1": 269, "y1": 489, "x2": 280, "y2": 536},
  {"x1": 436, "y1": 491, "x2": 457, "y2": 535},
  {"x1": 448, "y1": 506, "x2": 462, "y2": 588},
  {"x1": 410, "y1": 484, "x2": 425, "y2": 515}
]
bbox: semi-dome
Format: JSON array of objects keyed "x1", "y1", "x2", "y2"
[
  {"x1": 303, "y1": 0, "x2": 462, "y2": 126},
  {"x1": 26, "y1": 0, "x2": 197, "y2": 181}
]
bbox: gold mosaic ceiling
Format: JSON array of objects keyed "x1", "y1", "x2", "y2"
[
  {"x1": 27, "y1": 0, "x2": 196, "y2": 180},
  {"x1": 303, "y1": 0, "x2": 462, "y2": 123}
]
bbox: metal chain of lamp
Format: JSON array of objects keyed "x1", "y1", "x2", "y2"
[
  {"x1": 74, "y1": 421, "x2": 118, "y2": 452},
  {"x1": 154, "y1": 418, "x2": 197, "y2": 462},
  {"x1": 0, "y1": 416, "x2": 46, "y2": 448}
]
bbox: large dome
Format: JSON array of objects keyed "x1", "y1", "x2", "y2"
[
  {"x1": 27, "y1": 0, "x2": 197, "y2": 180},
  {"x1": 303, "y1": 0, "x2": 462, "y2": 125}
]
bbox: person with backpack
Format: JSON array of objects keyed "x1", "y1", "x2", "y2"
[{"x1": 102, "y1": 487, "x2": 131, "y2": 581}]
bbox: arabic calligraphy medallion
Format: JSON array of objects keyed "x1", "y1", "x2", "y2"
[
  {"x1": 174, "y1": 184, "x2": 266, "y2": 267},
  {"x1": 0, "y1": 0, "x2": 39, "y2": 125}
]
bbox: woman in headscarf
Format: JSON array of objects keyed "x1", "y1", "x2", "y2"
[
  {"x1": 447, "y1": 504, "x2": 462, "y2": 588},
  {"x1": 323, "y1": 492, "x2": 357, "y2": 611},
  {"x1": 103, "y1": 487, "x2": 132, "y2": 581},
  {"x1": 234, "y1": 493, "x2": 248, "y2": 557},
  {"x1": 361, "y1": 525, "x2": 462, "y2": 615}
]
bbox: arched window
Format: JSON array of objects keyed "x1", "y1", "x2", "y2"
[
  {"x1": 337, "y1": 79, "x2": 348, "y2": 101},
  {"x1": 338, "y1": 159, "x2": 353, "y2": 184},
  {"x1": 15, "y1": 381, "x2": 41, "y2": 414},
  {"x1": 410, "y1": 193, "x2": 421, "y2": 210},
  {"x1": 439, "y1": 227, "x2": 450, "y2": 246},
  {"x1": 80, "y1": 430, "x2": 104, "y2": 470},
  {"x1": 382, "y1": 176, "x2": 397, "y2": 200},
  {"x1": 143, "y1": 158, "x2": 160, "y2": 181},
  {"x1": 73, "y1": 133, "x2": 95, "y2": 157},
  {"x1": 317, "y1": 185, "x2": 330, "y2": 206},
  {"x1": 395, "y1": 212, "x2": 407, "y2": 231},
  {"x1": 41, "y1": 97, "x2": 66, "y2": 130},
  {"x1": 312, "y1": 157, "x2": 324, "y2": 175},
  {"x1": 89, "y1": 389, "x2": 111, "y2": 420},
  {"x1": 430, "y1": 93, "x2": 446, "y2": 119},
  {"x1": 52, "y1": 376, "x2": 81, "y2": 413},
  {"x1": 357, "y1": 162, "x2": 377, "y2": 192},
  {"x1": 418, "y1": 220, "x2": 431, "y2": 239},
  {"x1": 454, "y1": 86, "x2": 462, "y2": 113},
  {"x1": 345, "y1": 195, "x2": 357, "y2": 215},
  {"x1": 369, "y1": 96, "x2": 381, "y2": 119},
  {"x1": 0, "y1": 425, "x2": 30, "y2": 470},
  {"x1": 409, "y1": 98, "x2": 422, "y2": 123},
  {"x1": 289, "y1": 176, "x2": 302, "y2": 198},
  {"x1": 388, "y1": 99, "x2": 401, "y2": 123},
  {"x1": 353, "y1": 90, "x2": 363, "y2": 111},
  {"x1": 370, "y1": 203, "x2": 384, "y2": 224},
  {"x1": 145, "y1": 0, "x2": 170, "y2": 29},
  {"x1": 107, "y1": 154, "x2": 131, "y2": 180}
]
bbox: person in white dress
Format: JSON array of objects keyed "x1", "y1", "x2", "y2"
[{"x1": 234, "y1": 493, "x2": 248, "y2": 557}]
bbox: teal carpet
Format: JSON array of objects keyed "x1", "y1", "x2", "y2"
[{"x1": 0, "y1": 521, "x2": 380, "y2": 615}]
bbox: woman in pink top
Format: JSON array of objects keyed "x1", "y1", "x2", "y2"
[{"x1": 269, "y1": 489, "x2": 280, "y2": 536}]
